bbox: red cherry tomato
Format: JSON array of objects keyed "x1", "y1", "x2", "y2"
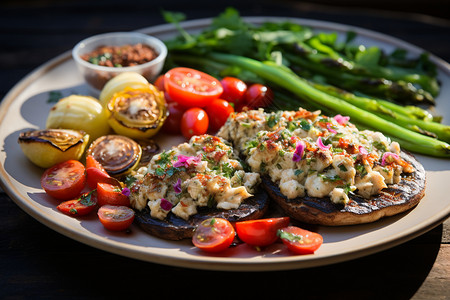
[
  {"x1": 97, "y1": 182, "x2": 130, "y2": 207},
  {"x1": 244, "y1": 83, "x2": 274, "y2": 109},
  {"x1": 57, "y1": 190, "x2": 97, "y2": 216},
  {"x1": 98, "y1": 205, "x2": 135, "y2": 231},
  {"x1": 153, "y1": 74, "x2": 165, "y2": 91},
  {"x1": 192, "y1": 218, "x2": 235, "y2": 253},
  {"x1": 235, "y1": 217, "x2": 290, "y2": 247},
  {"x1": 86, "y1": 155, "x2": 107, "y2": 173},
  {"x1": 205, "y1": 98, "x2": 234, "y2": 132},
  {"x1": 220, "y1": 77, "x2": 247, "y2": 106},
  {"x1": 162, "y1": 100, "x2": 187, "y2": 134},
  {"x1": 85, "y1": 155, "x2": 121, "y2": 189},
  {"x1": 277, "y1": 226, "x2": 323, "y2": 255},
  {"x1": 41, "y1": 160, "x2": 86, "y2": 200},
  {"x1": 164, "y1": 67, "x2": 223, "y2": 108},
  {"x1": 180, "y1": 107, "x2": 209, "y2": 139}
]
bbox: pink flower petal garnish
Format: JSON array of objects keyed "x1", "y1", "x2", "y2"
[
  {"x1": 317, "y1": 137, "x2": 331, "y2": 150},
  {"x1": 121, "y1": 187, "x2": 130, "y2": 197},
  {"x1": 173, "y1": 178, "x2": 182, "y2": 194},
  {"x1": 173, "y1": 154, "x2": 201, "y2": 168},
  {"x1": 381, "y1": 152, "x2": 399, "y2": 166},
  {"x1": 292, "y1": 141, "x2": 305, "y2": 162},
  {"x1": 173, "y1": 155, "x2": 189, "y2": 168},
  {"x1": 334, "y1": 114, "x2": 350, "y2": 125},
  {"x1": 359, "y1": 145, "x2": 368, "y2": 155},
  {"x1": 160, "y1": 198, "x2": 173, "y2": 211},
  {"x1": 327, "y1": 123, "x2": 337, "y2": 134}
]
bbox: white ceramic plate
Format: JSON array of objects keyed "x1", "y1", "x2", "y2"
[{"x1": 1, "y1": 17, "x2": 449, "y2": 271}]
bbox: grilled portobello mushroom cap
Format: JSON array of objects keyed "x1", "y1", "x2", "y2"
[
  {"x1": 261, "y1": 151, "x2": 425, "y2": 226},
  {"x1": 134, "y1": 189, "x2": 269, "y2": 240}
]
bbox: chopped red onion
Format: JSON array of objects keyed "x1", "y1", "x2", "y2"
[
  {"x1": 292, "y1": 141, "x2": 305, "y2": 162},
  {"x1": 160, "y1": 198, "x2": 173, "y2": 211}
]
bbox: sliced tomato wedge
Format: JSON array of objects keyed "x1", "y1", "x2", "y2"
[
  {"x1": 85, "y1": 155, "x2": 108, "y2": 173},
  {"x1": 97, "y1": 182, "x2": 130, "y2": 207},
  {"x1": 277, "y1": 226, "x2": 323, "y2": 255},
  {"x1": 192, "y1": 218, "x2": 235, "y2": 252},
  {"x1": 98, "y1": 205, "x2": 135, "y2": 231},
  {"x1": 57, "y1": 190, "x2": 97, "y2": 216},
  {"x1": 164, "y1": 67, "x2": 223, "y2": 108},
  {"x1": 85, "y1": 155, "x2": 122, "y2": 189},
  {"x1": 235, "y1": 217, "x2": 290, "y2": 247},
  {"x1": 41, "y1": 160, "x2": 86, "y2": 200}
]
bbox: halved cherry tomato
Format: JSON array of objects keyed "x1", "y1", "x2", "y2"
[
  {"x1": 41, "y1": 160, "x2": 86, "y2": 200},
  {"x1": 57, "y1": 190, "x2": 97, "y2": 216},
  {"x1": 220, "y1": 77, "x2": 247, "y2": 107},
  {"x1": 98, "y1": 205, "x2": 135, "y2": 231},
  {"x1": 192, "y1": 217, "x2": 235, "y2": 253},
  {"x1": 277, "y1": 226, "x2": 323, "y2": 255},
  {"x1": 244, "y1": 83, "x2": 274, "y2": 109},
  {"x1": 97, "y1": 182, "x2": 130, "y2": 207},
  {"x1": 205, "y1": 98, "x2": 234, "y2": 132},
  {"x1": 164, "y1": 67, "x2": 223, "y2": 108},
  {"x1": 162, "y1": 100, "x2": 187, "y2": 134},
  {"x1": 180, "y1": 107, "x2": 209, "y2": 139},
  {"x1": 235, "y1": 217, "x2": 290, "y2": 247}
]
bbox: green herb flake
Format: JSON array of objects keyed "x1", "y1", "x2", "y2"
[
  {"x1": 47, "y1": 91, "x2": 63, "y2": 103},
  {"x1": 277, "y1": 229, "x2": 304, "y2": 243},
  {"x1": 79, "y1": 190, "x2": 97, "y2": 206},
  {"x1": 294, "y1": 169, "x2": 304, "y2": 176}
]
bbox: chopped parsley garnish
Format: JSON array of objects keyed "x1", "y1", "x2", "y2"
[
  {"x1": 299, "y1": 119, "x2": 311, "y2": 131},
  {"x1": 266, "y1": 112, "x2": 281, "y2": 128}
]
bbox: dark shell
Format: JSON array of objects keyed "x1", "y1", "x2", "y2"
[
  {"x1": 262, "y1": 151, "x2": 426, "y2": 226},
  {"x1": 134, "y1": 189, "x2": 269, "y2": 240}
]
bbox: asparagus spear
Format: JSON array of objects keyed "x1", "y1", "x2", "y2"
[
  {"x1": 205, "y1": 52, "x2": 450, "y2": 157},
  {"x1": 309, "y1": 82, "x2": 450, "y2": 143},
  {"x1": 285, "y1": 52, "x2": 435, "y2": 105}
]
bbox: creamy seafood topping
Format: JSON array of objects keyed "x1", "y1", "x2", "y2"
[
  {"x1": 129, "y1": 134, "x2": 260, "y2": 220},
  {"x1": 218, "y1": 108, "x2": 414, "y2": 205}
]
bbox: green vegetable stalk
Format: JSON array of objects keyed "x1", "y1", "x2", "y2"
[{"x1": 206, "y1": 52, "x2": 450, "y2": 157}]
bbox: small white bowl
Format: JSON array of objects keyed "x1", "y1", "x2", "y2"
[{"x1": 72, "y1": 32, "x2": 167, "y2": 92}]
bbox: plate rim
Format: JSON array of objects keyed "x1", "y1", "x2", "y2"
[{"x1": 1, "y1": 16, "x2": 450, "y2": 271}]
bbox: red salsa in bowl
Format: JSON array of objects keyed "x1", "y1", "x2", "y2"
[{"x1": 72, "y1": 32, "x2": 167, "y2": 92}]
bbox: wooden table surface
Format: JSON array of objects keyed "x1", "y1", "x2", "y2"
[{"x1": 1, "y1": 1, "x2": 449, "y2": 299}]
